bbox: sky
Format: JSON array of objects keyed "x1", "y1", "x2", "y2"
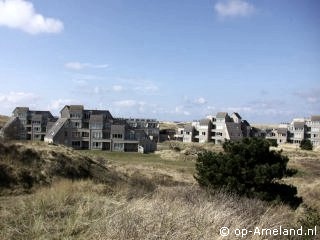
[{"x1": 0, "y1": 0, "x2": 319, "y2": 123}]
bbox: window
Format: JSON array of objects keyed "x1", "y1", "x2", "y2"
[
  {"x1": 90, "y1": 123, "x2": 102, "y2": 129},
  {"x1": 202, "y1": 132, "x2": 206, "y2": 136},
  {"x1": 70, "y1": 113, "x2": 81, "y2": 118},
  {"x1": 72, "y1": 141, "x2": 81, "y2": 147},
  {"x1": 84, "y1": 113, "x2": 90, "y2": 119},
  {"x1": 93, "y1": 132, "x2": 102, "y2": 139},
  {"x1": 33, "y1": 127, "x2": 41, "y2": 132},
  {"x1": 113, "y1": 143, "x2": 124, "y2": 151},
  {"x1": 72, "y1": 132, "x2": 80, "y2": 138},
  {"x1": 82, "y1": 132, "x2": 89, "y2": 137},
  {"x1": 112, "y1": 134, "x2": 123, "y2": 139},
  {"x1": 92, "y1": 142, "x2": 101, "y2": 148},
  {"x1": 65, "y1": 131, "x2": 68, "y2": 137}
]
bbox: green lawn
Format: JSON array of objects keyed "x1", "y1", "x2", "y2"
[{"x1": 79, "y1": 150, "x2": 195, "y2": 174}]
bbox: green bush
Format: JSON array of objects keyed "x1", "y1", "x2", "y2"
[
  {"x1": 266, "y1": 138, "x2": 278, "y2": 147},
  {"x1": 300, "y1": 139, "x2": 313, "y2": 150},
  {"x1": 194, "y1": 138, "x2": 302, "y2": 208}
]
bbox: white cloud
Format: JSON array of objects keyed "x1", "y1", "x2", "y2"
[
  {"x1": 0, "y1": 91, "x2": 38, "y2": 104},
  {"x1": 174, "y1": 106, "x2": 190, "y2": 116},
  {"x1": 113, "y1": 100, "x2": 137, "y2": 108},
  {"x1": 0, "y1": 91, "x2": 39, "y2": 113},
  {"x1": 65, "y1": 62, "x2": 109, "y2": 70},
  {"x1": 214, "y1": 0, "x2": 255, "y2": 18},
  {"x1": 72, "y1": 79, "x2": 88, "y2": 86},
  {"x1": 294, "y1": 88, "x2": 320, "y2": 104},
  {"x1": 194, "y1": 97, "x2": 207, "y2": 105},
  {"x1": 0, "y1": 0, "x2": 63, "y2": 34},
  {"x1": 112, "y1": 85, "x2": 124, "y2": 92},
  {"x1": 133, "y1": 81, "x2": 159, "y2": 93},
  {"x1": 48, "y1": 98, "x2": 74, "y2": 111},
  {"x1": 118, "y1": 78, "x2": 159, "y2": 94}
]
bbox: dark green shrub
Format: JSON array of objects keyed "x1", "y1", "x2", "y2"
[
  {"x1": 300, "y1": 139, "x2": 313, "y2": 150},
  {"x1": 266, "y1": 138, "x2": 278, "y2": 147},
  {"x1": 194, "y1": 138, "x2": 302, "y2": 208}
]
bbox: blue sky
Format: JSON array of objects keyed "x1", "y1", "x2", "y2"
[{"x1": 0, "y1": 0, "x2": 319, "y2": 123}]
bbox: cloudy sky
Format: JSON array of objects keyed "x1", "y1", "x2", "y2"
[{"x1": 0, "y1": 0, "x2": 319, "y2": 123}]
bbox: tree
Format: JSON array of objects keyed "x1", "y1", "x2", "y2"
[
  {"x1": 194, "y1": 138, "x2": 302, "y2": 208},
  {"x1": 300, "y1": 139, "x2": 313, "y2": 150}
]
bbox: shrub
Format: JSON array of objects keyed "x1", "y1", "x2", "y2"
[
  {"x1": 266, "y1": 138, "x2": 278, "y2": 147},
  {"x1": 300, "y1": 139, "x2": 313, "y2": 150},
  {"x1": 194, "y1": 138, "x2": 302, "y2": 208}
]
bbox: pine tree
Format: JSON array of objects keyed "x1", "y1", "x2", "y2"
[{"x1": 194, "y1": 138, "x2": 302, "y2": 208}]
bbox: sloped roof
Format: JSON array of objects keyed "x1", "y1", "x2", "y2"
[
  {"x1": 184, "y1": 124, "x2": 194, "y2": 132},
  {"x1": 13, "y1": 107, "x2": 29, "y2": 113},
  {"x1": 69, "y1": 105, "x2": 84, "y2": 111},
  {"x1": 199, "y1": 118, "x2": 211, "y2": 126},
  {"x1": 311, "y1": 115, "x2": 320, "y2": 122},
  {"x1": 241, "y1": 120, "x2": 250, "y2": 126},
  {"x1": 277, "y1": 128, "x2": 288, "y2": 134},
  {"x1": 216, "y1": 112, "x2": 228, "y2": 119},
  {"x1": 232, "y1": 112, "x2": 241, "y2": 119},
  {"x1": 293, "y1": 122, "x2": 305, "y2": 128}
]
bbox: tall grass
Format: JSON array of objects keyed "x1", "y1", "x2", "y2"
[{"x1": 0, "y1": 179, "x2": 300, "y2": 240}]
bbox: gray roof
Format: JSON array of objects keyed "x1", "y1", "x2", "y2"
[
  {"x1": 216, "y1": 112, "x2": 228, "y2": 119},
  {"x1": 69, "y1": 105, "x2": 84, "y2": 111},
  {"x1": 13, "y1": 107, "x2": 29, "y2": 113},
  {"x1": 184, "y1": 124, "x2": 194, "y2": 132},
  {"x1": 199, "y1": 118, "x2": 211, "y2": 126},
  {"x1": 293, "y1": 122, "x2": 305, "y2": 128},
  {"x1": 277, "y1": 128, "x2": 288, "y2": 134},
  {"x1": 232, "y1": 112, "x2": 241, "y2": 119},
  {"x1": 311, "y1": 115, "x2": 320, "y2": 122},
  {"x1": 241, "y1": 120, "x2": 250, "y2": 126}
]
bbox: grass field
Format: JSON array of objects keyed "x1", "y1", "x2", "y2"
[{"x1": 0, "y1": 141, "x2": 319, "y2": 239}]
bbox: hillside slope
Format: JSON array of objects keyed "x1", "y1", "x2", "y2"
[
  {"x1": 0, "y1": 115, "x2": 9, "y2": 129},
  {"x1": 0, "y1": 141, "x2": 123, "y2": 194}
]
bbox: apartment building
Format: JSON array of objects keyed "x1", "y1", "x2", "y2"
[
  {"x1": 265, "y1": 115, "x2": 320, "y2": 147},
  {"x1": 44, "y1": 105, "x2": 158, "y2": 153},
  {"x1": 0, "y1": 107, "x2": 56, "y2": 141},
  {"x1": 174, "y1": 112, "x2": 251, "y2": 144},
  {"x1": 307, "y1": 115, "x2": 320, "y2": 146},
  {"x1": 123, "y1": 118, "x2": 159, "y2": 142}
]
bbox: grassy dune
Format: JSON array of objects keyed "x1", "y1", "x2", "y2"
[
  {"x1": 0, "y1": 115, "x2": 9, "y2": 129},
  {"x1": 1, "y1": 179, "x2": 298, "y2": 240},
  {"x1": 0, "y1": 141, "x2": 319, "y2": 239}
]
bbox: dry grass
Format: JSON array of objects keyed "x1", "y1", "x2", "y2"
[
  {"x1": 0, "y1": 115, "x2": 9, "y2": 129},
  {"x1": 0, "y1": 179, "x2": 300, "y2": 240},
  {"x1": 1, "y1": 141, "x2": 320, "y2": 239},
  {"x1": 159, "y1": 121, "x2": 187, "y2": 130},
  {"x1": 273, "y1": 144, "x2": 320, "y2": 212}
]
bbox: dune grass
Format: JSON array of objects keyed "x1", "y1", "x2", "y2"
[
  {"x1": 0, "y1": 141, "x2": 319, "y2": 239},
  {"x1": 0, "y1": 179, "x2": 301, "y2": 240}
]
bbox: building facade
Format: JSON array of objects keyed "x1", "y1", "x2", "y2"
[
  {"x1": 0, "y1": 105, "x2": 159, "y2": 153},
  {"x1": 264, "y1": 115, "x2": 320, "y2": 147},
  {"x1": 44, "y1": 105, "x2": 158, "y2": 153},
  {"x1": 174, "y1": 112, "x2": 251, "y2": 144},
  {"x1": 0, "y1": 107, "x2": 56, "y2": 141}
]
